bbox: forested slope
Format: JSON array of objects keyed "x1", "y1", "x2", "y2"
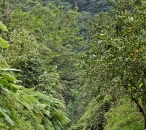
[
  {"x1": 71, "y1": 0, "x2": 146, "y2": 130},
  {"x1": 0, "y1": 0, "x2": 79, "y2": 129},
  {"x1": 1, "y1": 0, "x2": 146, "y2": 130}
]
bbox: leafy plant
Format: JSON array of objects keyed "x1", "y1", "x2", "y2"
[
  {"x1": 105, "y1": 98, "x2": 143, "y2": 130},
  {"x1": 71, "y1": 96, "x2": 110, "y2": 130},
  {"x1": 0, "y1": 21, "x2": 70, "y2": 129},
  {"x1": 0, "y1": 21, "x2": 25, "y2": 128},
  {"x1": 80, "y1": 0, "x2": 146, "y2": 129}
]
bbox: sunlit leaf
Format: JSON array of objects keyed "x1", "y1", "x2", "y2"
[
  {"x1": 0, "y1": 37, "x2": 9, "y2": 48},
  {"x1": 0, "y1": 21, "x2": 8, "y2": 31}
]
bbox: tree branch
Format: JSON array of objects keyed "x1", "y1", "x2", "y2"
[
  {"x1": 73, "y1": 0, "x2": 78, "y2": 7},
  {"x1": 123, "y1": 84, "x2": 146, "y2": 118}
]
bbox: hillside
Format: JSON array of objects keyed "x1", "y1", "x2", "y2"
[{"x1": 0, "y1": 0, "x2": 146, "y2": 130}]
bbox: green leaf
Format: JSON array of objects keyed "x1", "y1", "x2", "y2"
[
  {"x1": 0, "y1": 107, "x2": 14, "y2": 126},
  {"x1": 0, "y1": 37, "x2": 9, "y2": 48},
  {"x1": 0, "y1": 73, "x2": 16, "y2": 82},
  {"x1": 6, "y1": 83, "x2": 22, "y2": 92},
  {"x1": 4, "y1": 114, "x2": 14, "y2": 126},
  {"x1": 0, "y1": 21, "x2": 8, "y2": 31},
  {"x1": 139, "y1": 83, "x2": 143, "y2": 88},
  {"x1": 98, "y1": 34, "x2": 107, "y2": 40}
]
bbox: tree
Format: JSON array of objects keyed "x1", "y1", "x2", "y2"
[
  {"x1": 1, "y1": 2, "x2": 84, "y2": 129},
  {"x1": 0, "y1": 20, "x2": 70, "y2": 130},
  {"x1": 0, "y1": 21, "x2": 40, "y2": 129},
  {"x1": 80, "y1": 0, "x2": 146, "y2": 129},
  {"x1": 63, "y1": 0, "x2": 111, "y2": 13},
  {"x1": 70, "y1": 96, "x2": 110, "y2": 130}
]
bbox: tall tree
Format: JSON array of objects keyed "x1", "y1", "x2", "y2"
[{"x1": 80, "y1": 0, "x2": 146, "y2": 129}]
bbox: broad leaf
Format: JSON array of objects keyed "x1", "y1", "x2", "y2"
[{"x1": 0, "y1": 37, "x2": 9, "y2": 48}]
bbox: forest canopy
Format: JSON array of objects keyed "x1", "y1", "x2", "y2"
[{"x1": 1, "y1": 0, "x2": 146, "y2": 130}]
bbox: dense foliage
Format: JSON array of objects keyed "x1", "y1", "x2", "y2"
[
  {"x1": 1, "y1": 0, "x2": 146, "y2": 130},
  {"x1": 77, "y1": 0, "x2": 146, "y2": 130},
  {"x1": 0, "y1": 20, "x2": 70, "y2": 130}
]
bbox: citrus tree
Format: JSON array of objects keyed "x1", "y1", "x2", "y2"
[{"x1": 80, "y1": 0, "x2": 146, "y2": 129}]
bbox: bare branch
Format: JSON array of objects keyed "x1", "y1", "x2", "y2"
[{"x1": 73, "y1": 0, "x2": 78, "y2": 7}]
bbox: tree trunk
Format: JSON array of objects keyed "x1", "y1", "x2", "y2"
[
  {"x1": 132, "y1": 96, "x2": 146, "y2": 129},
  {"x1": 123, "y1": 84, "x2": 146, "y2": 129}
]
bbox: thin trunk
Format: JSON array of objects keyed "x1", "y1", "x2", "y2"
[
  {"x1": 131, "y1": 96, "x2": 146, "y2": 129},
  {"x1": 123, "y1": 84, "x2": 146, "y2": 129}
]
